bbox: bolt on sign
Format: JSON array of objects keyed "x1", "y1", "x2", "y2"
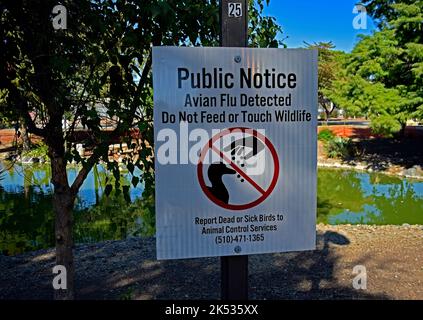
[{"x1": 153, "y1": 47, "x2": 318, "y2": 260}]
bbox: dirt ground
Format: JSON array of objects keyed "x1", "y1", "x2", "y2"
[{"x1": 0, "y1": 224, "x2": 422, "y2": 300}]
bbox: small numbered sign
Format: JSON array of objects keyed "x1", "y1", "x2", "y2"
[{"x1": 228, "y1": 2, "x2": 242, "y2": 17}]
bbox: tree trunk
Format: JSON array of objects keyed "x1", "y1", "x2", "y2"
[
  {"x1": 399, "y1": 122, "x2": 407, "y2": 139},
  {"x1": 20, "y1": 118, "x2": 31, "y2": 152},
  {"x1": 50, "y1": 146, "x2": 75, "y2": 300},
  {"x1": 319, "y1": 94, "x2": 333, "y2": 126},
  {"x1": 394, "y1": 122, "x2": 407, "y2": 139},
  {"x1": 325, "y1": 109, "x2": 330, "y2": 125}
]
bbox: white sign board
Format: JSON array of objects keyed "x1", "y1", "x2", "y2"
[{"x1": 153, "y1": 47, "x2": 317, "y2": 260}]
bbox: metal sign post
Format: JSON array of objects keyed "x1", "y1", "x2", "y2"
[{"x1": 220, "y1": 0, "x2": 249, "y2": 300}]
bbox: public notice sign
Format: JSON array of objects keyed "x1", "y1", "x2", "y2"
[{"x1": 153, "y1": 47, "x2": 318, "y2": 260}]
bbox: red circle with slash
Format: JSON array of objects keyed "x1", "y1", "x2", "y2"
[{"x1": 197, "y1": 127, "x2": 280, "y2": 210}]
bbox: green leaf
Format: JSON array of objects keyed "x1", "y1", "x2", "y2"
[
  {"x1": 131, "y1": 176, "x2": 140, "y2": 188},
  {"x1": 127, "y1": 162, "x2": 134, "y2": 174}
]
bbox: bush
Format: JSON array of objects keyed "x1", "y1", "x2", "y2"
[
  {"x1": 370, "y1": 115, "x2": 402, "y2": 138},
  {"x1": 325, "y1": 136, "x2": 355, "y2": 159},
  {"x1": 318, "y1": 128, "x2": 335, "y2": 142}
]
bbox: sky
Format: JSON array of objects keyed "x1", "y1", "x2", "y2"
[{"x1": 264, "y1": 0, "x2": 378, "y2": 52}]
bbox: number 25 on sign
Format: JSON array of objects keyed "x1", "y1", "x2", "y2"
[{"x1": 228, "y1": 3, "x2": 242, "y2": 17}]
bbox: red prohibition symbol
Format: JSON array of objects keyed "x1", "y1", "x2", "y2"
[{"x1": 197, "y1": 127, "x2": 280, "y2": 210}]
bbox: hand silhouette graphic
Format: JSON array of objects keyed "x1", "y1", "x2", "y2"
[{"x1": 223, "y1": 136, "x2": 265, "y2": 160}]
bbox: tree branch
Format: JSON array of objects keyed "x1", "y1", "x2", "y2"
[
  {"x1": 6, "y1": 84, "x2": 47, "y2": 137},
  {"x1": 70, "y1": 51, "x2": 153, "y2": 195},
  {"x1": 24, "y1": 111, "x2": 46, "y2": 137},
  {"x1": 70, "y1": 151, "x2": 100, "y2": 196},
  {"x1": 65, "y1": 65, "x2": 97, "y2": 140}
]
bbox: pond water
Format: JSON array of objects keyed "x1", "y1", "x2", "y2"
[
  {"x1": 0, "y1": 163, "x2": 148, "y2": 255},
  {"x1": 0, "y1": 163, "x2": 422, "y2": 255},
  {"x1": 317, "y1": 169, "x2": 423, "y2": 225}
]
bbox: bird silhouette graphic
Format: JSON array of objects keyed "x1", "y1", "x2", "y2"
[{"x1": 207, "y1": 162, "x2": 236, "y2": 204}]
